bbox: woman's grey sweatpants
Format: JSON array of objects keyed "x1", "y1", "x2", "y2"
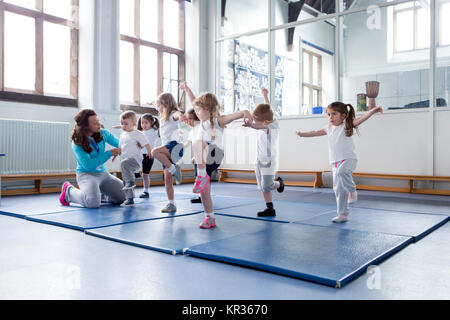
[
  {"x1": 66, "y1": 172, "x2": 126, "y2": 208},
  {"x1": 332, "y1": 158, "x2": 357, "y2": 215}
]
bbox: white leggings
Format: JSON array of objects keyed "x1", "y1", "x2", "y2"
[
  {"x1": 66, "y1": 172, "x2": 126, "y2": 208},
  {"x1": 332, "y1": 159, "x2": 357, "y2": 215}
]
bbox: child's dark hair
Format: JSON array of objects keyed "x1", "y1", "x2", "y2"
[
  {"x1": 186, "y1": 108, "x2": 199, "y2": 121},
  {"x1": 327, "y1": 102, "x2": 357, "y2": 137},
  {"x1": 137, "y1": 113, "x2": 160, "y2": 132}
]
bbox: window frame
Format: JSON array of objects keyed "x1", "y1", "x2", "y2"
[
  {"x1": 0, "y1": 0, "x2": 79, "y2": 107},
  {"x1": 120, "y1": 0, "x2": 185, "y2": 114},
  {"x1": 302, "y1": 48, "x2": 322, "y2": 109}
]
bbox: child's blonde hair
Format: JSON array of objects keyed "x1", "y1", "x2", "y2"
[
  {"x1": 253, "y1": 103, "x2": 273, "y2": 121},
  {"x1": 120, "y1": 110, "x2": 137, "y2": 123},
  {"x1": 157, "y1": 92, "x2": 179, "y2": 123},
  {"x1": 193, "y1": 93, "x2": 220, "y2": 140}
]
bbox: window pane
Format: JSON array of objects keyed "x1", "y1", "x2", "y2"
[
  {"x1": 416, "y1": 7, "x2": 430, "y2": 49},
  {"x1": 163, "y1": 52, "x2": 171, "y2": 79},
  {"x1": 303, "y1": 86, "x2": 310, "y2": 110},
  {"x1": 120, "y1": 41, "x2": 134, "y2": 103},
  {"x1": 140, "y1": 46, "x2": 157, "y2": 105},
  {"x1": 120, "y1": 0, "x2": 134, "y2": 36},
  {"x1": 171, "y1": 54, "x2": 178, "y2": 79},
  {"x1": 312, "y1": 55, "x2": 319, "y2": 86},
  {"x1": 218, "y1": 0, "x2": 267, "y2": 37},
  {"x1": 342, "y1": 9, "x2": 429, "y2": 111},
  {"x1": 395, "y1": 10, "x2": 414, "y2": 51},
  {"x1": 303, "y1": 52, "x2": 310, "y2": 83},
  {"x1": 273, "y1": 29, "x2": 300, "y2": 116},
  {"x1": 233, "y1": 33, "x2": 268, "y2": 113},
  {"x1": 44, "y1": 0, "x2": 72, "y2": 20},
  {"x1": 4, "y1": 0, "x2": 35, "y2": 10},
  {"x1": 163, "y1": 0, "x2": 179, "y2": 48},
  {"x1": 140, "y1": 0, "x2": 158, "y2": 42},
  {"x1": 313, "y1": 89, "x2": 319, "y2": 107},
  {"x1": 440, "y1": 2, "x2": 450, "y2": 46},
  {"x1": 44, "y1": 22, "x2": 70, "y2": 96},
  {"x1": 4, "y1": 12, "x2": 35, "y2": 91},
  {"x1": 215, "y1": 40, "x2": 235, "y2": 113}
]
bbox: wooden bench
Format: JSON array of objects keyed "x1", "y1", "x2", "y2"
[
  {"x1": 1, "y1": 169, "x2": 195, "y2": 196},
  {"x1": 353, "y1": 172, "x2": 450, "y2": 196},
  {"x1": 218, "y1": 169, "x2": 327, "y2": 188}
]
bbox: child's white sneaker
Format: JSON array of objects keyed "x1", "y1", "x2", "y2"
[
  {"x1": 348, "y1": 191, "x2": 358, "y2": 203},
  {"x1": 332, "y1": 214, "x2": 348, "y2": 223}
]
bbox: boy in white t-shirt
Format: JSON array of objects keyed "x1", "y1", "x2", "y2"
[
  {"x1": 242, "y1": 88, "x2": 284, "y2": 217},
  {"x1": 115, "y1": 111, "x2": 151, "y2": 206},
  {"x1": 296, "y1": 102, "x2": 382, "y2": 222}
]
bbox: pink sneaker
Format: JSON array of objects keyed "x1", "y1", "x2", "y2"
[
  {"x1": 59, "y1": 181, "x2": 72, "y2": 206},
  {"x1": 193, "y1": 174, "x2": 210, "y2": 193},
  {"x1": 199, "y1": 216, "x2": 216, "y2": 229}
]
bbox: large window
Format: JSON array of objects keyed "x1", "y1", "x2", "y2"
[
  {"x1": 0, "y1": 0, "x2": 79, "y2": 106},
  {"x1": 302, "y1": 48, "x2": 322, "y2": 111},
  {"x1": 393, "y1": 0, "x2": 450, "y2": 52},
  {"x1": 120, "y1": 0, "x2": 185, "y2": 111}
]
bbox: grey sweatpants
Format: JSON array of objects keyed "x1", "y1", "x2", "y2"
[
  {"x1": 332, "y1": 158, "x2": 357, "y2": 215},
  {"x1": 121, "y1": 158, "x2": 141, "y2": 199},
  {"x1": 66, "y1": 172, "x2": 126, "y2": 208}
]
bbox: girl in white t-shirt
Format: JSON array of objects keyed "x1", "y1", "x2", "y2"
[
  {"x1": 180, "y1": 82, "x2": 252, "y2": 228},
  {"x1": 137, "y1": 114, "x2": 160, "y2": 199},
  {"x1": 296, "y1": 102, "x2": 382, "y2": 222},
  {"x1": 151, "y1": 93, "x2": 186, "y2": 213}
]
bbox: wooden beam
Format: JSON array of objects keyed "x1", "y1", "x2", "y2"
[
  {"x1": 35, "y1": 16, "x2": 43, "y2": 94},
  {"x1": 134, "y1": 41, "x2": 140, "y2": 105}
]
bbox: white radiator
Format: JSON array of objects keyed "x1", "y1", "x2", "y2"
[{"x1": 0, "y1": 118, "x2": 76, "y2": 175}]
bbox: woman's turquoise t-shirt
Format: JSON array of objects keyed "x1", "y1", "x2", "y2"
[{"x1": 72, "y1": 128, "x2": 119, "y2": 173}]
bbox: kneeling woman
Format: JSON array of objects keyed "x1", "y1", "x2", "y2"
[{"x1": 59, "y1": 109, "x2": 126, "y2": 208}]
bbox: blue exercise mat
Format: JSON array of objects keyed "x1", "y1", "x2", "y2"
[
  {"x1": 185, "y1": 223, "x2": 413, "y2": 288},
  {"x1": 350, "y1": 195, "x2": 450, "y2": 215},
  {"x1": 136, "y1": 195, "x2": 259, "y2": 211},
  {"x1": 86, "y1": 214, "x2": 279, "y2": 255},
  {"x1": 0, "y1": 194, "x2": 98, "y2": 218},
  {"x1": 215, "y1": 200, "x2": 335, "y2": 223},
  {"x1": 294, "y1": 207, "x2": 450, "y2": 242},
  {"x1": 26, "y1": 202, "x2": 202, "y2": 231},
  {"x1": 292, "y1": 192, "x2": 450, "y2": 215}
]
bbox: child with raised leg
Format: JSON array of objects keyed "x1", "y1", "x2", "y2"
[
  {"x1": 151, "y1": 93, "x2": 186, "y2": 213},
  {"x1": 242, "y1": 88, "x2": 284, "y2": 217}
]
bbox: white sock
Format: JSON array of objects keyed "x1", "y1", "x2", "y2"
[
  {"x1": 206, "y1": 212, "x2": 215, "y2": 218},
  {"x1": 143, "y1": 188, "x2": 149, "y2": 193},
  {"x1": 198, "y1": 168, "x2": 207, "y2": 177},
  {"x1": 168, "y1": 164, "x2": 176, "y2": 175},
  {"x1": 169, "y1": 200, "x2": 175, "y2": 205}
]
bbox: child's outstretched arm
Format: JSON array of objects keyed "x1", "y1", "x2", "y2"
[
  {"x1": 296, "y1": 129, "x2": 327, "y2": 137},
  {"x1": 261, "y1": 87, "x2": 269, "y2": 104},
  {"x1": 179, "y1": 82, "x2": 196, "y2": 104},
  {"x1": 218, "y1": 110, "x2": 253, "y2": 128},
  {"x1": 353, "y1": 106, "x2": 383, "y2": 127}
]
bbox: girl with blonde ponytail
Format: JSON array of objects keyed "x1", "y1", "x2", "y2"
[
  {"x1": 180, "y1": 82, "x2": 252, "y2": 229},
  {"x1": 295, "y1": 101, "x2": 382, "y2": 223}
]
